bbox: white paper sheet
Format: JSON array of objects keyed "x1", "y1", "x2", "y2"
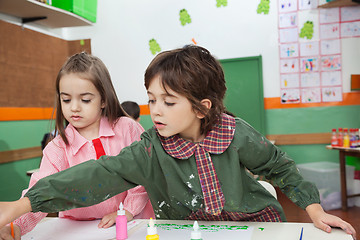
[
  {"x1": 129, "y1": 222, "x2": 254, "y2": 240},
  {"x1": 22, "y1": 218, "x2": 143, "y2": 240}
]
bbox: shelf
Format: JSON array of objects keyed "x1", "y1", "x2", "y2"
[
  {"x1": 318, "y1": 0, "x2": 360, "y2": 8},
  {"x1": 0, "y1": 0, "x2": 93, "y2": 28}
]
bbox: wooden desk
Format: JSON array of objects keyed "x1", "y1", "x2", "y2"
[
  {"x1": 23, "y1": 218, "x2": 352, "y2": 240},
  {"x1": 326, "y1": 145, "x2": 360, "y2": 211}
]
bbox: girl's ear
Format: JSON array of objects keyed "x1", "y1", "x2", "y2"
[
  {"x1": 101, "y1": 100, "x2": 106, "y2": 109},
  {"x1": 196, "y1": 99, "x2": 212, "y2": 119}
]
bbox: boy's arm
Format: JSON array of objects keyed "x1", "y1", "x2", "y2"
[
  {"x1": 13, "y1": 141, "x2": 67, "y2": 235},
  {"x1": 0, "y1": 198, "x2": 32, "y2": 229},
  {"x1": 235, "y1": 119, "x2": 320, "y2": 209},
  {"x1": 306, "y1": 203, "x2": 356, "y2": 238},
  {"x1": 23, "y1": 138, "x2": 151, "y2": 215}
]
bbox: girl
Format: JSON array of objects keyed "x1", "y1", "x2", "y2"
[
  {"x1": 0, "y1": 52, "x2": 153, "y2": 239},
  {"x1": 0, "y1": 46, "x2": 356, "y2": 239}
]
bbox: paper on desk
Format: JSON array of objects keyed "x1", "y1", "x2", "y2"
[
  {"x1": 22, "y1": 218, "x2": 142, "y2": 240},
  {"x1": 129, "y1": 222, "x2": 254, "y2": 240}
]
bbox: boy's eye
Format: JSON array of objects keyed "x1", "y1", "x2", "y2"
[
  {"x1": 148, "y1": 99, "x2": 155, "y2": 104},
  {"x1": 165, "y1": 102, "x2": 175, "y2": 106}
]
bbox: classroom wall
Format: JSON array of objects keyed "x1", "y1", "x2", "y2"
[
  {"x1": 266, "y1": 105, "x2": 360, "y2": 164},
  {"x1": 0, "y1": 1, "x2": 359, "y2": 200},
  {"x1": 0, "y1": 120, "x2": 50, "y2": 200},
  {"x1": 61, "y1": 1, "x2": 360, "y2": 103}
]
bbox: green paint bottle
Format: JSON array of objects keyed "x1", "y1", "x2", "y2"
[{"x1": 191, "y1": 221, "x2": 202, "y2": 240}]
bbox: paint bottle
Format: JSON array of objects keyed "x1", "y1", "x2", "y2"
[
  {"x1": 190, "y1": 221, "x2": 202, "y2": 240},
  {"x1": 146, "y1": 218, "x2": 159, "y2": 240},
  {"x1": 337, "y1": 128, "x2": 343, "y2": 147},
  {"x1": 350, "y1": 128, "x2": 357, "y2": 148},
  {"x1": 331, "y1": 128, "x2": 338, "y2": 147},
  {"x1": 343, "y1": 128, "x2": 350, "y2": 148},
  {"x1": 116, "y1": 202, "x2": 127, "y2": 240}
]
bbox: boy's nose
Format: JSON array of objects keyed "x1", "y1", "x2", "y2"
[{"x1": 151, "y1": 103, "x2": 162, "y2": 116}]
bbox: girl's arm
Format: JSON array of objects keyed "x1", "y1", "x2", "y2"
[{"x1": 123, "y1": 185, "x2": 151, "y2": 217}]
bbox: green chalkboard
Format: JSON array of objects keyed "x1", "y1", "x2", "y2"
[{"x1": 220, "y1": 56, "x2": 265, "y2": 134}]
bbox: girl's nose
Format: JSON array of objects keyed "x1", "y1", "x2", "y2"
[{"x1": 71, "y1": 101, "x2": 80, "y2": 112}]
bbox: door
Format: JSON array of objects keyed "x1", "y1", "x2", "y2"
[{"x1": 220, "y1": 56, "x2": 265, "y2": 134}]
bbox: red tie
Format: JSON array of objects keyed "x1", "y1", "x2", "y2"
[{"x1": 92, "y1": 138, "x2": 106, "y2": 159}]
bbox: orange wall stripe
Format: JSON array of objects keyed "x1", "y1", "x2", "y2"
[
  {"x1": 0, "y1": 107, "x2": 54, "y2": 121},
  {"x1": 1, "y1": 92, "x2": 359, "y2": 121},
  {"x1": 139, "y1": 104, "x2": 150, "y2": 115},
  {"x1": 264, "y1": 92, "x2": 360, "y2": 110}
]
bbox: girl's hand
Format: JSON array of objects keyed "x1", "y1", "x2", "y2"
[
  {"x1": 306, "y1": 203, "x2": 356, "y2": 239},
  {"x1": 0, "y1": 224, "x2": 21, "y2": 240},
  {"x1": 97, "y1": 210, "x2": 134, "y2": 229},
  {"x1": 0, "y1": 198, "x2": 32, "y2": 229},
  {"x1": 98, "y1": 212, "x2": 117, "y2": 229}
]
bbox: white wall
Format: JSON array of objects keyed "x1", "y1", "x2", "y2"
[
  {"x1": 61, "y1": 0, "x2": 281, "y2": 104},
  {"x1": 2, "y1": 1, "x2": 359, "y2": 105}
]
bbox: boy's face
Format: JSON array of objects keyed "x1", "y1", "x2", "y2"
[
  {"x1": 147, "y1": 76, "x2": 205, "y2": 142},
  {"x1": 59, "y1": 73, "x2": 105, "y2": 138}
]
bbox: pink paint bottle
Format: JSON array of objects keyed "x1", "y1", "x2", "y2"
[{"x1": 116, "y1": 202, "x2": 127, "y2": 240}]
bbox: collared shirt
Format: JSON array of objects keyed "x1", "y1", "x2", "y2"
[
  {"x1": 16, "y1": 117, "x2": 153, "y2": 235},
  {"x1": 26, "y1": 115, "x2": 320, "y2": 223},
  {"x1": 159, "y1": 114, "x2": 235, "y2": 215}
]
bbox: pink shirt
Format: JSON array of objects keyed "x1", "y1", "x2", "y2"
[{"x1": 14, "y1": 117, "x2": 154, "y2": 235}]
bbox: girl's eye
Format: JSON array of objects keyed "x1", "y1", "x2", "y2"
[
  {"x1": 148, "y1": 99, "x2": 155, "y2": 104},
  {"x1": 61, "y1": 99, "x2": 70, "y2": 103},
  {"x1": 82, "y1": 99, "x2": 91, "y2": 103},
  {"x1": 165, "y1": 102, "x2": 175, "y2": 106}
]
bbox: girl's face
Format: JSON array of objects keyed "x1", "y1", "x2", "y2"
[
  {"x1": 59, "y1": 73, "x2": 105, "y2": 140},
  {"x1": 147, "y1": 76, "x2": 205, "y2": 142}
]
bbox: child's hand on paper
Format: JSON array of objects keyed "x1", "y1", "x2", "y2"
[
  {"x1": 97, "y1": 210, "x2": 134, "y2": 229},
  {"x1": 0, "y1": 198, "x2": 32, "y2": 230},
  {"x1": 306, "y1": 203, "x2": 356, "y2": 239},
  {"x1": 0, "y1": 223, "x2": 21, "y2": 240},
  {"x1": 98, "y1": 212, "x2": 117, "y2": 229}
]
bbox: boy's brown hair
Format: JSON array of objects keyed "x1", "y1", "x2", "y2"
[
  {"x1": 54, "y1": 52, "x2": 127, "y2": 145},
  {"x1": 144, "y1": 45, "x2": 227, "y2": 135}
]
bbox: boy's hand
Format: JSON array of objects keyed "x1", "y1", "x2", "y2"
[
  {"x1": 97, "y1": 210, "x2": 134, "y2": 229},
  {"x1": 306, "y1": 203, "x2": 356, "y2": 239},
  {"x1": 0, "y1": 198, "x2": 32, "y2": 230},
  {"x1": 0, "y1": 224, "x2": 21, "y2": 240}
]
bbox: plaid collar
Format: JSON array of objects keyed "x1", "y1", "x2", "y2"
[{"x1": 158, "y1": 113, "x2": 236, "y2": 159}]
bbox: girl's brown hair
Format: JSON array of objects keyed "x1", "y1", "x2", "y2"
[
  {"x1": 54, "y1": 52, "x2": 127, "y2": 145},
  {"x1": 144, "y1": 45, "x2": 227, "y2": 135}
]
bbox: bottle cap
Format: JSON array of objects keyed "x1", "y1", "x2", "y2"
[
  {"x1": 147, "y1": 218, "x2": 157, "y2": 235},
  {"x1": 118, "y1": 202, "x2": 125, "y2": 215},
  {"x1": 191, "y1": 221, "x2": 202, "y2": 240}
]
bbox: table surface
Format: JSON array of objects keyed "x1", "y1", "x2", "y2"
[
  {"x1": 326, "y1": 145, "x2": 360, "y2": 152},
  {"x1": 22, "y1": 218, "x2": 353, "y2": 240}
]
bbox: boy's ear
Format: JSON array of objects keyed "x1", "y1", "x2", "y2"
[{"x1": 196, "y1": 99, "x2": 212, "y2": 119}]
